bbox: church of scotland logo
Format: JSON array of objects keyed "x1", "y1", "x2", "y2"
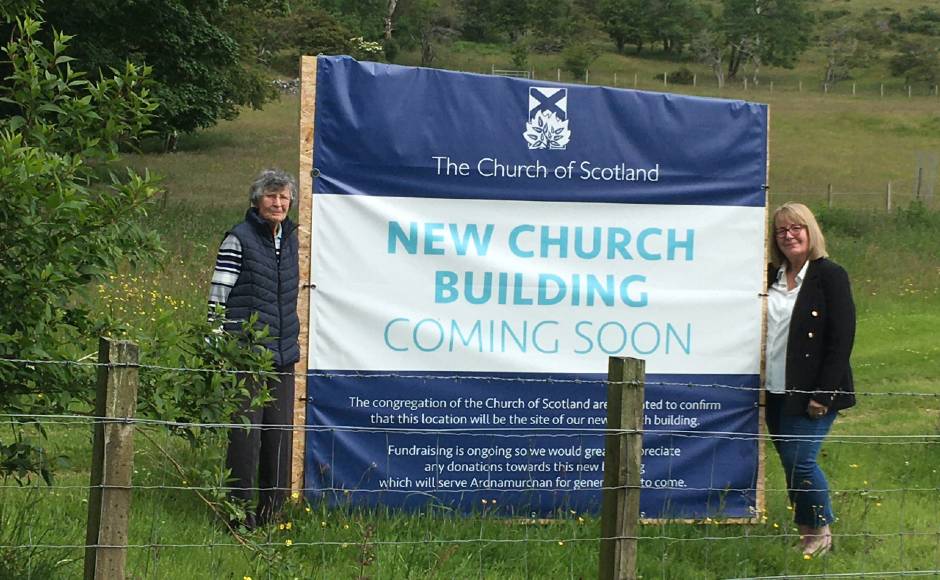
[{"x1": 524, "y1": 87, "x2": 571, "y2": 150}]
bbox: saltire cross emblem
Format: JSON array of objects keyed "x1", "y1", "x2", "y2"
[
  {"x1": 524, "y1": 87, "x2": 571, "y2": 150},
  {"x1": 529, "y1": 87, "x2": 567, "y2": 121}
]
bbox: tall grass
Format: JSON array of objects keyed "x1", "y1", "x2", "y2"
[{"x1": 2, "y1": 69, "x2": 939, "y2": 577}]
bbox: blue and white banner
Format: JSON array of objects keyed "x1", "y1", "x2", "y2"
[{"x1": 305, "y1": 55, "x2": 768, "y2": 519}]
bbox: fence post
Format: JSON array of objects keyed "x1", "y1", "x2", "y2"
[
  {"x1": 557, "y1": 68, "x2": 561, "y2": 82},
  {"x1": 886, "y1": 181, "x2": 892, "y2": 211},
  {"x1": 599, "y1": 356, "x2": 644, "y2": 580},
  {"x1": 614, "y1": 72, "x2": 618, "y2": 86},
  {"x1": 634, "y1": 72, "x2": 638, "y2": 88},
  {"x1": 827, "y1": 183, "x2": 833, "y2": 208},
  {"x1": 84, "y1": 337, "x2": 139, "y2": 580}
]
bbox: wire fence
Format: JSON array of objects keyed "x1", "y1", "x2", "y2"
[
  {"x1": 1, "y1": 355, "x2": 939, "y2": 579},
  {"x1": 504, "y1": 66, "x2": 940, "y2": 101}
]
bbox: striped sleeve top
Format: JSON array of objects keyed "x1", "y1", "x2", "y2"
[
  {"x1": 208, "y1": 234, "x2": 242, "y2": 323},
  {"x1": 207, "y1": 225, "x2": 283, "y2": 323}
]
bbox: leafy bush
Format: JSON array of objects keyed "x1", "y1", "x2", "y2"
[
  {"x1": 561, "y1": 42, "x2": 599, "y2": 79},
  {"x1": 0, "y1": 6, "x2": 277, "y2": 490},
  {"x1": 0, "y1": 12, "x2": 161, "y2": 426},
  {"x1": 666, "y1": 67, "x2": 696, "y2": 85},
  {"x1": 510, "y1": 37, "x2": 530, "y2": 69}
]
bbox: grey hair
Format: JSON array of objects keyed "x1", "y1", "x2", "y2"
[{"x1": 248, "y1": 168, "x2": 297, "y2": 206}]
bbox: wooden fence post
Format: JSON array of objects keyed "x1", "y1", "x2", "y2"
[
  {"x1": 84, "y1": 338, "x2": 139, "y2": 580},
  {"x1": 827, "y1": 183, "x2": 833, "y2": 208},
  {"x1": 886, "y1": 181, "x2": 892, "y2": 211},
  {"x1": 599, "y1": 357, "x2": 645, "y2": 580}
]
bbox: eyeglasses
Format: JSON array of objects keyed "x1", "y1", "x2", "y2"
[{"x1": 774, "y1": 224, "x2": 806, "y2": 238}]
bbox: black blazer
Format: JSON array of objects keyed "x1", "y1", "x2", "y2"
[{"x1": 768, "y1": 258, "x2": 857, "y2": 415}]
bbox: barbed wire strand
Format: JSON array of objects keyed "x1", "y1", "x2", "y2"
[
  {"x1": 3, "y1": 356, "x2": 939, "y2": 398},
  {"x1": 0, "y1": 482, "x2": 937, "y2": 497},
  {"x1": 2, "y1": 529, "x2": 939, "y2": 551},
  {"x1": 3, "y1": 413, "x2": 940, "y2": 444}
]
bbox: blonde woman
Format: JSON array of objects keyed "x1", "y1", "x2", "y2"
[{"x1": 765, "y1": 202, "x2": 856, "y2": 557}]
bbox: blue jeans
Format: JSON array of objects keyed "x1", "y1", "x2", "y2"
[{"x1": 765, "y1": 394, "x2": 837, "y2": 527}]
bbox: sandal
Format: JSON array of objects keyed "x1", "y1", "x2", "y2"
[{"x1": 802, "y1": 532, "x2": 833, "y2": 558}]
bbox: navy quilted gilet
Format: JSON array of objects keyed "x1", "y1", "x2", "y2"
[{"x1": 224, "y1": 208, "x2": 300, "y2": 366}]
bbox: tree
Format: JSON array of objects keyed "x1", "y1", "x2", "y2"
[
  {"x1": 599, "y1": 0, "x2": 648, "y2": 53},
  {"x1": 319, "y1": 0, "x2": 387, "y2": 39},
  {"x1": 890, "y1": 40, "x2": 940, "y2": 85},
  {"x1": 560, "y1": 12, "x2": 604, "y2": 79},
  {"x1": 819, "y1": 12, "x2": 889, "y2": 85},
  {"x1": 396, "y1": 0, "x2": 455, "y2": 67},
  {"x1": 692, "y1": 27, "x2": 727, "y2": 88},
  {"x1": 0, "y1": 4, "x2": 161, "y2": 482},
  {"x1": 646, "y1": 0, "x2": 708, "y2": 55},
  {"x1": 40, "y1": 0, "x2": 276, "y2": 144},
  {"x1": 459, "y1": 0, "x2": 530, "y2": 43},
  {"x1": 720, "y1": 0, "x2": 813, "y2": 81}
]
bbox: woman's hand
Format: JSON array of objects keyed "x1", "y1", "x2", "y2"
[{"x1": 807, "y1": 399, "x2": 829, "y2": 419}]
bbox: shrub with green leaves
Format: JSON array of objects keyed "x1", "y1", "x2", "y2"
[
  {"x1": 0, "y1": 9, "x2": 161, "y2": 420},
  {"x1": 0, "y1": 6, "x2": 275, "y2": 490}
]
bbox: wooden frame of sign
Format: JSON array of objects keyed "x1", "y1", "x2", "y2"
[
  {"x1": 290, "y1": 54, "x2": 770, "y2": 524},
  {"x1": 291, "y1": 55, "x2": 317, "y2": 495}
]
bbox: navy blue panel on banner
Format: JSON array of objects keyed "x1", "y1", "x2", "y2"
[
  {"x1": 313, "y1": 56, "x2": 767, "y2": 206},
  {"x1": 305, "y1": 371, "x2": 759, "y2": 518}
]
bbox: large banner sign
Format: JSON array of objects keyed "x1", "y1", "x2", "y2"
[{"x1": 305, "y1": 55, "x2": 768, "y2": 519}]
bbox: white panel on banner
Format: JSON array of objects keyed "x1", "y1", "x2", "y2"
[{"x1": 309, "y1": 195, "x2": 764, "y2": 375}]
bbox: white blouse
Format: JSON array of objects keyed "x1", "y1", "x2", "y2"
[{"x1": 765, "y1": 261, "x2": 809, "y2": 394}]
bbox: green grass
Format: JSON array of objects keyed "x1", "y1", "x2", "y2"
[{"x1": 3, "y1": 55, "x2": 940, "y2": 577}]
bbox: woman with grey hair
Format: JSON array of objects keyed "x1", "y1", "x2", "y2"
[{"x1": 208, "y1": 168, "x2": 300, "y2": 529}]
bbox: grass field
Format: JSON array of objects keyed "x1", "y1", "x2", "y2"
[{"x1": 2, "y1": 59, "x2": 940, "y2": 578}]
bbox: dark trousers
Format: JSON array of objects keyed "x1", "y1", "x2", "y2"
[{"x1": 226, "y1": 364, "x2": 295, "y2": 524}]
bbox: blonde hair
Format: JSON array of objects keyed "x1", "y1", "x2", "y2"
[{"x1": 769, "y1": 202, "x2": 828, "y2": 268}]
